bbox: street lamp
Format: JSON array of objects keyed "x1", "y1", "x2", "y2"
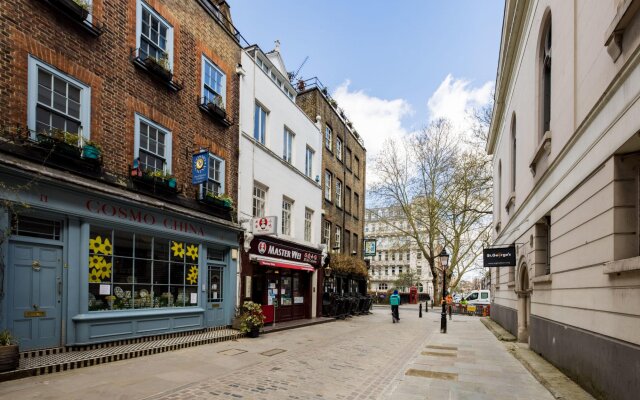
[{"x1": 439, "y1": 248, "x2": 449, "y2": 334}]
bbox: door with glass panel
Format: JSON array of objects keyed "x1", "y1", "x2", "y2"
[
  {"x1": 205, "y1": 248, "x2": 226, "y2": 327},
  {"x1": 277, "y1": 273, "x2": 293, "y2": 321}
]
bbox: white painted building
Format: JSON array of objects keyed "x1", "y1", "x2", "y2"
[
  {"x1": 488, "y1": 2, "x2": 640, "y2": 399},
  {"x1": 364, "y1": 207, "x2": 434, "y2": 297},
  {"x1": 237, "y1": 42, "x2": 324, "y2": 323}
]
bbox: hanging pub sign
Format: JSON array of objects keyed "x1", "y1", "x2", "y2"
[
  {"x1": 483, "y1": 245, "x2": 516, "y2": 267},
  {"x1": 363, "y1": 239, "x2": 377, "y2": 257},
  {"x1": 252, "y1": 216, "x2": 277, "y2": 235},
  {"x1": 192, "y1": 151, "x2": 209, "y2": 185}
]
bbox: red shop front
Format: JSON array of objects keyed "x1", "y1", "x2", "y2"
[{"x1": 241, "y1": 237, "x2": 322, "y2": 324}]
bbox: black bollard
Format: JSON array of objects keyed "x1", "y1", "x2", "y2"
[
  {"x1": 419, "y1": 303, "x2": 423, "y2": 318},
  {"x1": 425, "y1": 300, "x2": 428, "y2": 312}
]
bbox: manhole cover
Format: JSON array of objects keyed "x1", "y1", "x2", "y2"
[
  {"x1": 260, "y1": 348, "x2": 286, "y2": 357},
  {"x1": 426, "y1": 345, "x2": 458, "y2": 351},
  {"x1": 405, "y1": 368, "x2": 458, "y2": 381},
  {"x1": 421, "y1": 351, "x2": 457, "y2": 357},
  {"x1": 218, "y1": 349, "x2": 247, "y2": 356}
]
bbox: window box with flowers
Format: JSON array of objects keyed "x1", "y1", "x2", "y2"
[
  {"x1": 130, "y1": 161, "x2": 178, "y2": 195},
  {"x1": 237, "y1": 301, "x2": 265, "y2": 338},
  {"x1": 198, "y1": 191, "x2": 234, "y2": 221}
]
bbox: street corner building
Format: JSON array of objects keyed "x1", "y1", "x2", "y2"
[
  {"x1": 487, "y1": 1, "x2": 640, "y2": 399},
  {"x1": 0, "y1": 0, "x2": 244, "y2": 350},
  {"x1": 237, "y1": 43, "x2": 324, "y2": 323}
]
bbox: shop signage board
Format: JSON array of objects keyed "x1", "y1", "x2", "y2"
[
  {"x1": 363, "y1": 239, "x2": 377, "y2": 256},
  {"x1": 192, "y1": 151, "x2": 209, "y2": 185},
  {"x1": 483, "y1": 245, "x2": 516, "y2": 267},
  {"x1": 252, "y1": 216, "x2": 277, "y2": 235},
  {"x1": 250, "y1": 238, "x2": 321, "y2": 267}
]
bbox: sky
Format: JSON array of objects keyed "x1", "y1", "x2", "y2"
[{"x1": 230, "y1": 0, "x2": 504, "y2": 167}]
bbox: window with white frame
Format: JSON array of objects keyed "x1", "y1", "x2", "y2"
[
  {"x1": 334, "y1": 226, "x2": 342, "y2": 252},
  {"x1": 325, "y1": 125, "x2": 332, "y2": 151},
  {"x1": 305, "y1": 146, "x2": 314, "y2": 178},
  {"x1": 304, "y1": 208, "x2": 313, "y2": 242},
  {"x1": 203, "y1": 154, "x2": 225, "y2": 196},
  {"x1": 254, "y1": 103, "x2": 267, "y2": 144},
  {"x1": 336, "y1": 137, "x2": 343, "y2": 161},
  {"x1": 379, "y1": 283, "x2": 388, "y2": 291},
  {"x1": 202, "y1": 56, "x2": 226, "y2": 108},
  {"x1": 137, "y1": 0, "x2": 173, "y2": 69},
  {"x1": 28, "y1": 57, "x2": 91, "y2": 138},
  {"x1": 324, "y1": 170, "x2": 332, "y2": 201},
  {"x1": 322, "y1": 220, "x2": 331, "y2": 248},
  {"x1": 283, "y1": 127, "x2": 293, "y2": 163},
  {"x1": 253, "y1": 184, "x2": 266, "y2": 217},
  {"x1": 282, "y1": 197, "x2": 292, "y2": 236},
  {"x1": 135, "y1": 114, "x2": 172, "y2": 174},
  {"x1": 336, "y1": 179, "x2": 343, "y2": 208}
]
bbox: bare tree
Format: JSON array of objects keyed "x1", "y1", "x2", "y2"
[{"x1": 369, "y1": 115, "x2": 492, "y2": 302}]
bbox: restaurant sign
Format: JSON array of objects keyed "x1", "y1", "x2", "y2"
[
  {"x1": 250, "y1": 238, "x2": 321, "y2": 267},
  {"x1": 483, "y1": 245, "x2": 516, "y2": 267}
]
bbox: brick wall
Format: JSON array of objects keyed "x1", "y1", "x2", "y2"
[
  {"x1": 296, "y1": 88, "x2": 367, "y2": 258},
  {"x1": 0, "y1": 0, "x2": 241, "y2": 205}
]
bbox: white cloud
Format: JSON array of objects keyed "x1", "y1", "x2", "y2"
[
  {"x1": 332, "y1": 80, "x2": 413, "y2": 160},
  {"x1": 427, "y1": 74, "x2": 494, "y2": 136}
]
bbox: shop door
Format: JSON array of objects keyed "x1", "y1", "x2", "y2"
[
  {"x1": 9, "y1": 242, "x2": 63, "y2": 350},
  {"x1": 292, "y1": 272, "x2": 307, "y2": 319},
  {"x1": 277, "y1": 273, "x2": 293, "y2": 321},
  {"x1": 205, "y1": 264, "x2": 225, "y2": 327}
]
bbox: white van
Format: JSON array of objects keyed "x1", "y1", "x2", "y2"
[{"x1": 464, "y1": 290, "x2": 490, "y2": 305}]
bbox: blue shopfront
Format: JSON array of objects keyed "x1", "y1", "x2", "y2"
[{"x1": 0, "y1": 172, "x2": 240, "y2": 350}]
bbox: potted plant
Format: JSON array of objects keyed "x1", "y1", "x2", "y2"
[
  {"x1": 238, "y1": 301, "x2": 265, "y2": 338},
  {"x1": 165, "y1": 173, "x2": 177, "y2": 189},
  {"x1": 206, "y1": 94, "x2": 226, "y2": 119},
  {"x1": 204, "y1": 191, "x2": 233, "y2": 208},
  {"x1": 82, "y1": 138, "x2": 102, "y2": 160},
  {"x1": 54, "y1": 0, "x2": 91, "y2": 21},
  {"x1": 0, "y1": 330, "x2": 19, "y2": 373},
  {"x1": 144, "y1": 53, "x2": 172, "y2": 82}
]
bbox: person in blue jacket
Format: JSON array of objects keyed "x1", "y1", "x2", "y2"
[{"x1": 390, "y1": 290, "x2": 401, "y2": 323}]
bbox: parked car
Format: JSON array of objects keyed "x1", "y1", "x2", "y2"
[{"x1": 464, "y1": 290, "x2": 490, "y2": 305}]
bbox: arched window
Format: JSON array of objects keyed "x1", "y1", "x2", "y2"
[
  {"x1": 511, "y1": 114, "x2": 517, "y2": 193},
  {"x1": 540, "y1": 13, "x2": 552, "y2": 138}
]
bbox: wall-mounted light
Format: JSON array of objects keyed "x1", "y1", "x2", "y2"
[{"x1": 231, "y1": 248, "x2": 238, "y2": 260}]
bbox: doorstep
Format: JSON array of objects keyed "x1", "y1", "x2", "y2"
[
  {"x1": 0, "y1": 326, "x2": 243, "y2": 382},
  {"x1": 261, "y1": 317, "x2": 335, "y2": 334}
]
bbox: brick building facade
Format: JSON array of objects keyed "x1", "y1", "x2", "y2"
[
  {"x1": 296, "y1": 82, "x2": 367, "y2": 309},
  {"x1": 0, "y1": 0, "x2": 243, "y2": 350}
]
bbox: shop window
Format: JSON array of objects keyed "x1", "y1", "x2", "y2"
[
  {"x1": 253, "y1": 183, "x2": 266, "y2": 217},
  {"x1": 137, "y1": 0, "x2": 174, "y2": 70},
  {"x1": 11, "y1": 214, "x2": 61, "y2": 240},
  {"x1": 135, "y1": 114, "x2": 172, "y2": 174},
  {"x1": 254, "y1": 103, "x2": 267, "y2": 144},
  {"x1": 202, "y1": 56, "x2": 226, "y2": 109},
  {"x1": 88, "y1": 227, "x2": 199, "y2": 311},
  {"x1": 28, "y1": 56, "x2": 91, "y2": 139}
]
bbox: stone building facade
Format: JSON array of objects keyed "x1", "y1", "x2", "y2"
[
  {"x1": 488, "y1": 1, "x2": 640, "y2": 399},
  {"x1": 364, "y1": 207, "x2": 434, "y2": 297},
  {"x1": 0, "y1": 0, "x2": 242, "y2": 350}
]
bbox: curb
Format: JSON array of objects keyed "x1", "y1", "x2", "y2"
[{"x1": 479, "y1": 317, "x2": 516, "y2": 342}]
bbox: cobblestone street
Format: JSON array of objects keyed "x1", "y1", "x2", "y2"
[{"x1": 0, "y1": 305, "x2": 554, "y2": 399}]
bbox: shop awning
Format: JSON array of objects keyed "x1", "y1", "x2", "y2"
[{"x1": 251, "y1": 255, "x2": 315, "y2": 272}]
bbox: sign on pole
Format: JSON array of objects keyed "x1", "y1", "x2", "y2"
[
  {"x1": 192, "y1": 151, "x2": 209, "y2": 185},
  {"x1": 363, "y1": 239, "x2": 377, "y2": 257},
  {"x1": 252, "y1": 216, "x2": 277, "y2": 236},
  {"x1": 483, "y1": 245, "x2": 516, "y2": 267}
]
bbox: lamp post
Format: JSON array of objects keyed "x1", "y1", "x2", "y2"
[{"x1": 439, "y1": 248, "x2": 449, "y2": 334}]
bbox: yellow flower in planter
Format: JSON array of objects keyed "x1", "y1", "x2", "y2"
[
  {"x1": 171, "y1": 241, "x2": 185, "y2": 258},
  {"x1": 186, "y1": 244, "x2": 198, "y2": 261},
  {"x1": 186, "y1": 266, "x2": 198, "y2": 284}
]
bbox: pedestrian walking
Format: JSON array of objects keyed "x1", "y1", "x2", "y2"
[
  {"x1": 390, "y1": 290, "x2": 401, "y2": 323},
  {"x1": 446, "y1": 293, "x2": 453, "y2": 320},
  {"x1": 425, "y1": 293, "x2": 430, "y2": 311}
]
